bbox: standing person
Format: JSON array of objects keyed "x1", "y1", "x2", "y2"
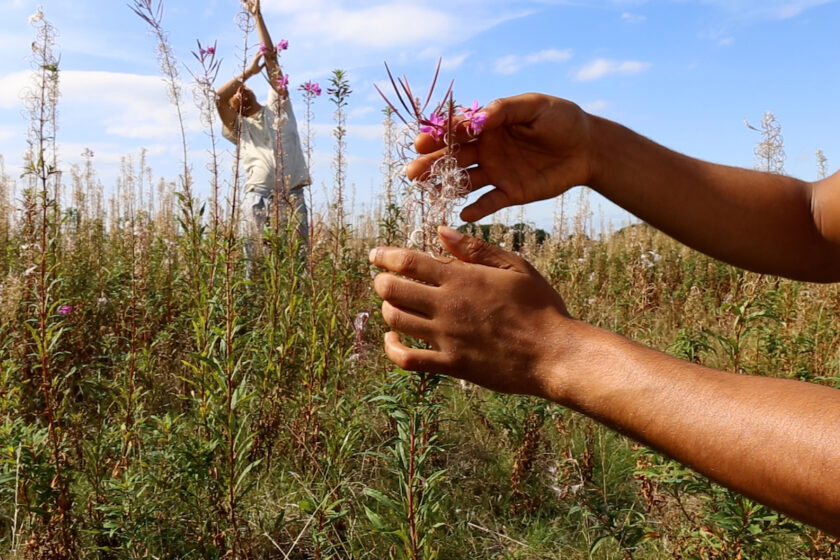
[
  {"x1": 216, "y1": 0, "x2": 309, "y2": 254},
  {"x1": 369, "y1": 93, "x2": 840, "y2": 535}
]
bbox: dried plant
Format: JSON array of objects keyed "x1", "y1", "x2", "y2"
[
  {"x1": 747, "y1": 111, "x2": 785, "y2": 174},
  {"x1": 374, "y1": 60, "x2": 486, "y2": 254}
]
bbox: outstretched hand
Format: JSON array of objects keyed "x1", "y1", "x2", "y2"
[
  {"x1": 370, "y1": 226, "x2": 577, "y2": 400},
  {"x1": 405, "y1": 94, "x2": 595, "y2": 223}
]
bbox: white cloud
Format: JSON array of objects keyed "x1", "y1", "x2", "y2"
[
  {"x1": 621, "y1": 11, "x2": 647, "y2": 23},
  {"x1": 575, "y1": 58, "x2": 651, "y2": 81},
  {"x1": 582, "y1": 100, "x2": 609, "y2": 114},
  {"x1": 495, "y1": 48, "x2": 573, "y2": 75},
  {"x1": 0, "y1": 71, "x2": 32, "y2": 109},
  {"x1": 440, "y1": 53, "x2": 470, "y2": 71},
  {"x1": 59, "y1": 71, "x2": 203, "y2": 139},
  {"x1": 289, "y1": 5, "x2": 460, "y2": 48},
  {"x1": 261, "y1": 1, "x2": 531, "y2": 51}
]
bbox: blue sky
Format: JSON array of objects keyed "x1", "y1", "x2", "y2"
[{"x1": 0, "y1": 0, "x2": 838, "y2": 232}]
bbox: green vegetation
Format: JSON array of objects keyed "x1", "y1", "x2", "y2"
[{"x1": 1, "y1": 6, "x2": 838, "y2": 559}]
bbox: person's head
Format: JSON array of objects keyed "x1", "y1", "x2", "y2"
[{"x1": 230, "y1": 85, "x2": 259, "y2": 116}]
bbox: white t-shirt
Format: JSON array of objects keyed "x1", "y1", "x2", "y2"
[{"x1": 223, "y1": 88, "x2": 310, "y2": 198}]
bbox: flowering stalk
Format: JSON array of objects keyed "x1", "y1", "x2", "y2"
[
  {"x1": 374, "y1": 60, "x2": 485, "y2": 253},
  {"x1": 21, "y1": 8, "x2": 77, "y2": 555}
]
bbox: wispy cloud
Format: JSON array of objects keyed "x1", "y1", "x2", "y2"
[
  {"x1": 262, "y1": 1, "x2": 530, "y2": 50},
  {"x1": 574, "y1": 58, "x2": 651, "y2": 81},
  {"x1": 621, "y1": 11, "x2": 647, "y2": 23},
  {"x1": 495, "y1": 48, "x2": 573, "y2": 75},
  {"x1": 582, "y1": 100, "x2": 609, "y2": 114}
]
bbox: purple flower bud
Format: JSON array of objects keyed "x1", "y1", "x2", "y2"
[
  {"x1": 58, "y1": 305, "x2": 74, "y2": 315},
  {"x1": 277, "y1": 39, "x2": 289, "y2": 51}
]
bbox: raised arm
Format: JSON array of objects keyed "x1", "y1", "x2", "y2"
[
  {"x1": 407, "y1": 93, "x2": 840, "y2": 282},
  {"x1": 215, "y1": 52, "x2": 264, "y2": 131},
  {"x1": 244, "y1": 0, "x2": 284, "y2": 88},
  {"x1": 370, "y1": 228, "x2": 840, "y2": 536}
]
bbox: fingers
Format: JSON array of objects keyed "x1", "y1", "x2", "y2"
[
  {"x1": 373, "y1": 273, "x2": 437, "y2": 315},
  {"x1": 460, "y1": 188, "x2": 512, "y2": 223},
  {"x1": 369, "y1": 247, "x2": 447, "y2": 286},
  {"x1": 437, "y1": 226, "x2": 529, "y2": 272},
  {"x1": 384, "y1": 331, "x2": 451, "y2": 374},
  {"x1": 380, "y1": 301, "x2": 436, "y2": 341}
]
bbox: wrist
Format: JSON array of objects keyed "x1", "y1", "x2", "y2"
[
  {"x1": 585, "y1": 113, "x2": 614, "y2": 192},
  {"x1": 532, "y1": 314, "x2": 594, "y2": 405}
]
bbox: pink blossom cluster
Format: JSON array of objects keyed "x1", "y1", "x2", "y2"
[
  {"x1": 419, "y1": 100, "x2": 487, "y2": 142},
  {"x1": 259, "y1": 39, "x2": 289, "y2": 55},
  {"x1": 299, "y1": 81, "x2": 322, "y2": 97}
]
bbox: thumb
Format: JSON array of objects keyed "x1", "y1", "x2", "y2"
[{"x1": 437, "y1": 226, "x2": 529, "y2": 272}]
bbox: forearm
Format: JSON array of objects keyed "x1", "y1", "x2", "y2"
[
  {"x1": 252, "y1": 11, "x2": 281, "y2": 78},
  {"x1": 549, "y1": 321, "x2": 840, "y2": 534},
  {"x1": 587, "y1": 116, "x2": 840, "y2": 282},
  {"x1": 216, "y1": 68, "x2": 257, "y2": 104}
]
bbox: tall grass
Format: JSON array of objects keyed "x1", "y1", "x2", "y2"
[{"x1": 0, "y1": 6, "x2": 838, "y2": 559}]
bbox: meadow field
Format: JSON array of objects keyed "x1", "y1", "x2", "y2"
[{"x1": 1, "y1": 7, "x2": 839, "y2": 560}]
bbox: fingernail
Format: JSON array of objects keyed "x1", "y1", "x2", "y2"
[
  {"x1": 368, "y1": 247, "x2": 378, "y2": 263},
  {"x1": 437, "y1": 225, "x2": 462, "y2": 244}
]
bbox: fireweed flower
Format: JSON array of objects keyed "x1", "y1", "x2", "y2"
[
  {"x1": 460, "y1": 100, "x2": 487, "y2": 136},
  {"x1": 199, "y1": 45, "x2": 215, "y2": 57},
  {"x1": 420, "y1": 112, "x2": 446, "y2": 142},
  {"x1": 277, "y1": 39, "x2": 288, "y2": 51},
  {"x1": 299, "y1": 81, "x2": 322, "y2": 97},
  {"x1": 258, "y1": 42, "x2": 270, "y2": 55},
  {"x1": 276, "y1": 74, "x2": 289, "y2": 90},
  {"x1": 58, "y1": 305, "x2": 74, "y2": 315}
]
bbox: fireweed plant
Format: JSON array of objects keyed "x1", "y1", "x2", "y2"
[
  {"x1": 374, "y1": 60, "x2": 486, "y2": 254},
  {"x1": 363, "y1": 62, "x2": 488, "y2": 559}
]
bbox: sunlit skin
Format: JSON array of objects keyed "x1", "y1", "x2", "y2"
[
  {"x1": 215, "y1": 0, "x2": 287, "y2": 130},
  {"x1": 371, "y1": 93, "x2": 840, "y2": 535}
]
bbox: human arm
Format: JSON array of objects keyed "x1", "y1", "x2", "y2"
[
  {"x1": 406, "y1": 93, "x2": 840, "y2": 282},
  {"x1": 215, "y1": 52, "x2": 264, "y2": 131},
  {"x1": 369, "y1": 227, "x2": 840, "y2": 535},
  {"x1": 244, "y1": 0, "x2": 285, "y2": 90}
]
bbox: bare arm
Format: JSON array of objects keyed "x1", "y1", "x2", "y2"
[
  {"x1": 244, "y1": 0, "x2": 284, "y2": 88},
  {"x1": 588, "y1": 115, "x2": 840, "y2": 282},
  {"x1": 370, "y1": 228, "x2": 840, "y2": 535},
  {"x1": 407, "y1": 93, "x2": 840, "y2": 282},
  {"x1": 215, "y1": 52, "x2": 264, "y2": 131}
]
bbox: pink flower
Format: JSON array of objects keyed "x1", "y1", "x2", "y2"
[
  {"x1": 460, "y1": 100, "x2": 487, "y2": 136},
  {"x1": 468, "y1": 110, "x2": 487, "y2": 135},
  {"x1": 277, "y1": 39, "x2": 289, "y2": 51},
  {"x1": 58, "y1": 305, "x2": 74, "y2": 315},
  {"x1": 420, "y1": 112, "x2": 446, "y2": 141},
  {"x1": 258, "y1": 42, "x2": 269, "y2": 55},
  {"x1": 200, "y1": 45, "x2": 215, "y2": 57},
  {"x1": 460, "y1": 100, "x2": 481, "y2": 117},
  {"x1": 276, "y1": 74, "x2": 289, "y2": 90},
  {"x1": 299, "y1": 81, "x2": 322, "y2": 97}
]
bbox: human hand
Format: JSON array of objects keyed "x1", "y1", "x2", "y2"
[
  {"x1": 370, "y1": 226, "x2": 577, "y2": 400},
  {"x1": 244, "y1": 52, "x2": 264, "y2": 79},
  {"x1": 244, "y1": 0, "x2": 260, "y2": 16},
  {"x1": 405, "y1": 94, "x2": 595, "y2": 222}
]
